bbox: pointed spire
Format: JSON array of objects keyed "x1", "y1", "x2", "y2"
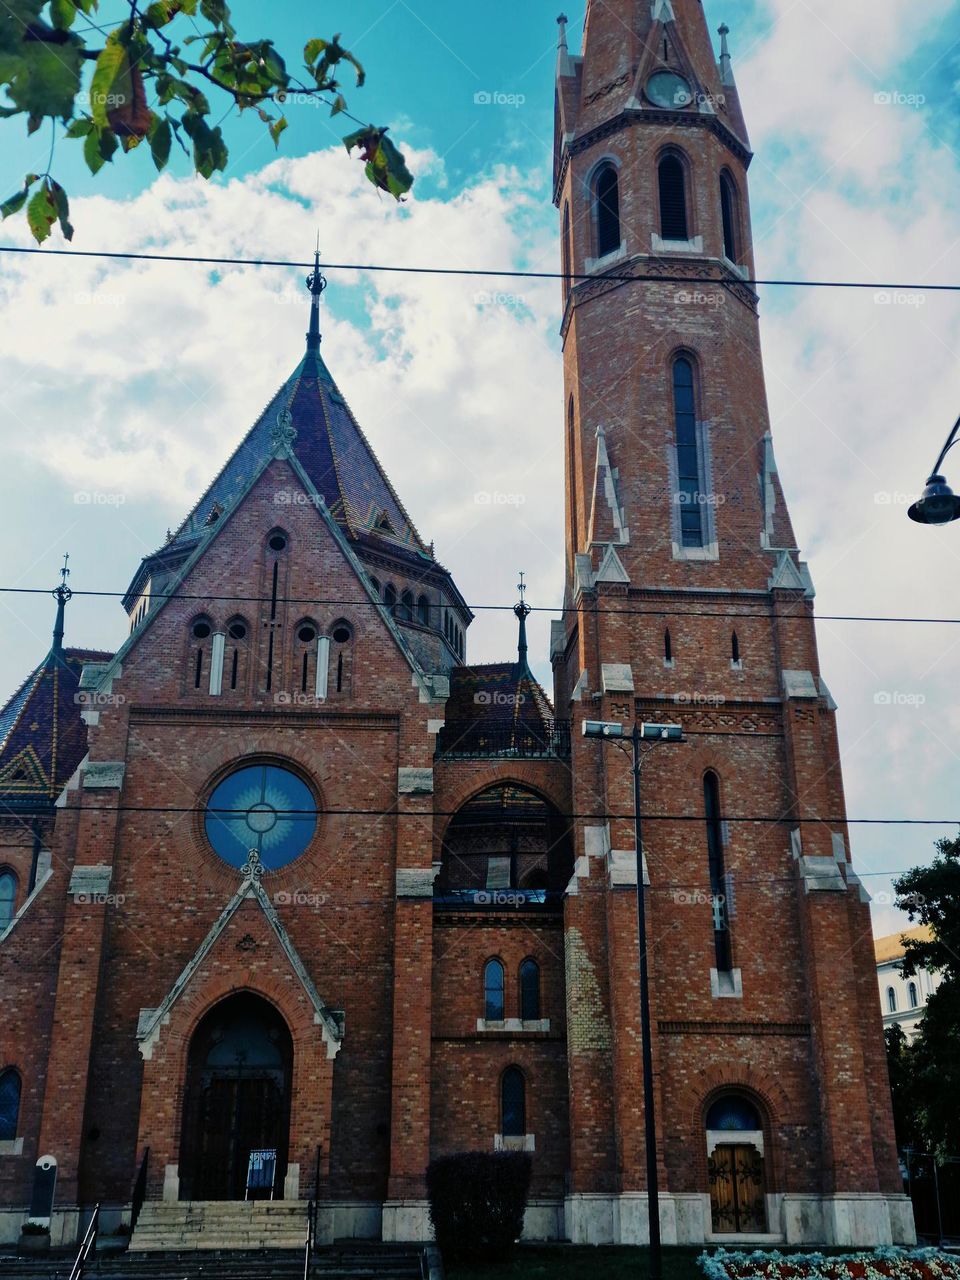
[
  {"x1": 305, "y1": 242, "x2": 327, "y2": 356},
  {"x1": 514, "y1": 572, "x2": 532, "y2": 672},
  {"x1": 717, "y1": 23, "x2": 734, "y2": 86},
  {"x1": 556, "y1": 11, "x2": 575, "y2": 78},
  {"x1": 51, "y1": 553, "x2": 72, "y2": 658}
]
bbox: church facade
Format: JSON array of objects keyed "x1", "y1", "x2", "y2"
[{"x1": 0, "y1": 0, "x2": 912, "y2": 1252}]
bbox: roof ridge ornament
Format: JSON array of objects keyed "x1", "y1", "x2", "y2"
[
  {"x1": 51, "y1": 552, "x2": 72, "y2": 658},
  {"x1": 305, "y1": 244, "x2": 327, "y2": 355},
  {"x1": 241, "y1": 848, "x2": 264, "y2": 884},
  {"x1": 270, "y1": 406, "x2": 297, "y2": 457},
  {"x1": 514, "y1": 572, "x2": 532, "y2": 670}
]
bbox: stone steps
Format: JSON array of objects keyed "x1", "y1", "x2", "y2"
[{"x1": 130, "y1": 1200, "x2": 309, "y2": 1251}]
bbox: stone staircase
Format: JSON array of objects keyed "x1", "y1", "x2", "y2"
[
  {"x1": 0, "y1": 1240, "x2": 429, "y2": 1280},
  {"x1": 130, "y1": 1199, "x2": 309, "y2": 1250}
]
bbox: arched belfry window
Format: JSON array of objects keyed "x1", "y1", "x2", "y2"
[
  {"x1": 501, "y1": 1067, "x2": 526, "y2": 1137},
  {"x1": 704, "y1": 771, "x2": 732, "y2": 972},
  {"x1": 484, "y1": 959, "x2": 505, "y2": 1021},
  {"x1": 659, "y1": 153, "x2": 689, "y2": 240},
  {"x1": 673, "y1": 356, "x2": 705, "y2": 548},
  {"x1": 720, "y1": 172, "x2": 739, "y2": 262},
  {"x1": 594, "y1": 163, "x2": 621, "y2": 259}
]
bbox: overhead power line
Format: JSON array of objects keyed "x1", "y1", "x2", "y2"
[
  {"x1": 0, "y1": 243, "x2": 958, "y2": 293},
  {"x1": 1, "y1": 584, "x2": 959, "y2": 626}
]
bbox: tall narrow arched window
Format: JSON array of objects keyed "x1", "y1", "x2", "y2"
[
  {"x1": 908, "y1": 981, "x2": 919, "y2": 1009},
  {"x1": 501, "y1": 1067, "x2": 526, "y2": 1137},
  {"x1": 484, "y1": 959, "x2": 505, "y2": 1021},
  {"x1": 0, "y1": 1069, "x2": 20, "y2": 1141},
  {"x1": 369, "y1": 576, "x2": 381, "y2": 598},
  {"x1": 398, "y1": 590, "x2": 414, "y2": 622},
  {"x1": 731, "y1": 631, "x2": 741, "y2": 666},
  {"x1": 0, "y1": 871, "x2": 16, "y2": 929},
  {"x1": 704, "y1": 771, "x2": 732, "y2": 972},
  {"x1": 659, "y1": 154, "x2": 689, "y2": 240},
  {"x1": 567, "y1": 395, "x2": 579, "y2": 554},
  {"x1": 330, "y1": 620, "x2": 353, "y2": 697},
  {"x1": 664, "y1": 628, "x2": 673, "y2": 665},
  {"x1": 383, "y1": 584, "x2": 397, "y2": 615},
  {"x1": 225, "y1": 617, "x2": 248, "y2": 693},
  {"x1": 189, "y1": 616, "x2": 213, "y2": 691},
  {"x1": 720, "y1": 172, "x2": 739, "y2": 262},
  {"x1": 673, "y1": 356, "x2": 704, "y2": 547},
  {"x1": 887, "y1": 986, "x2": 897, "y2": 1013},
  {"x1": 520, "y1": 959, "x2": 541, "y2": 1021},
  {"x1": 562, "y1": 200, "x2": 572, "y2": 301},
  {"x1": 594, "y1": 164, "x2": 621, "y2": 258},
  {"x1": 417, "y1": 594, "x2": 430, "y2": 626}
]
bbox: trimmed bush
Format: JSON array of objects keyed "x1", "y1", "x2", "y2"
[{"x1": 426, "y1": 1150, "x2": 532, "y2": 1262}]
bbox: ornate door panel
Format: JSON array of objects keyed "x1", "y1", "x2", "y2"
[{"x1": 709, "y1": 1143, "x2": 766, "y2": 1233}]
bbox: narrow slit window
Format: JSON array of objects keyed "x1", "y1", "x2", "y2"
[
  {"x1": 720, "y1": 173, "x2": 738, "y2": 261},
  {"x1": 595, "y1": 165, "x2": 621, "y2": 258},
  {"x1": 664, "y1": 629, "x2": 673, "y2": 663},
  {"x1": 501, "y1": 1067, "x2": 526, "y2": 1138},
  {"x1": 731, "y1": 632, "x2": 740, "y2": 664},
  {"x1": 659, "y1": 154, "x2": 688, "y2": 240},
  {"x1": 520, "y1": 959, "x2": 540, "y2": 1021},
  {"x1": 673, "y1": 357, "x2": 704, "y2": 548},
  {"x1": 704, "y1": 771, "x2": 732, "y2": 972}
]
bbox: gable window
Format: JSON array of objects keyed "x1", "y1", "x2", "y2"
[
  {"x1": 0, "y1": 1069, "x2": 21, "y2": 1141},
  {"x1": 520, "y1": 959, "x2": 540, "y2": 1021},
  {"x1": 659, "y1": 153, "x2": 689, "y2": 240},
  {"x1": 0, "y1": 871, "x2": 16, "y2": 929},
  {"x1": 887, "y1": 986, "x2": 897, "y2": 1013},
  {"x1": 704, "y1": 771, "x2": 732, "y2": 972},
  {"x1": 501, "y1": 1067, "x2": 526, "y2": 1138},
  {"x1": 673, "y1": 356, "x2": 705, "y2": 548},
  {"x1": 594, "y1": 163, "x2": 621, "y2": 258},
  {"x1": 484, "y1": 959, "x2": 505, "y2": 1021},
  {"x1": 720, "y1": 172, "x2": 739, "y2": 261}
]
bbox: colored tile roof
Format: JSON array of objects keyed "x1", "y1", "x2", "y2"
[
  {"x1": 0, "y1": 646, "x2": 114, "y2": 808},
  {"x1": 167, "y1": 347, "x2": 427, "y2": 556},
  {"x1": 874, "y1": 925, "x2": 933, "y2": 965}
]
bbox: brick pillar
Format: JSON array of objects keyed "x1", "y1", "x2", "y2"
[{"x1": 36, "y1": 762, "x2": 125, "y2": 1204}]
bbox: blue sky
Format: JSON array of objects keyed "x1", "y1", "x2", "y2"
[{"x1": 2, "y1": 0, "x2": 960, "y2": 939}]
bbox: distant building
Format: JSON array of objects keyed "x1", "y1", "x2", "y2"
[{"x1": 875, "y1": 926, "x2": 943, "y2": 1040}]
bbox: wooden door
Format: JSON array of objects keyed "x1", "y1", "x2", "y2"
[{"x1": 709, "y1": 1143, "x2": 766, "y2": 1233}]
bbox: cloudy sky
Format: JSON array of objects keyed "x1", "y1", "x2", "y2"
[{"x1": 1, "y1": 0, "x2": 959, "y2": 938}]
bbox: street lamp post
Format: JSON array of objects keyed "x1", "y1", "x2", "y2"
[
  {"x1": 907, "y1": 412, "x2": 960, "y2": 525},
  {"x1": 582, "y1": 719, "x2": 684, "y2": 1280}
]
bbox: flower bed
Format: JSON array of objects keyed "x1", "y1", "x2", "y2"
[{"x1": 699, "y1": 1247, "x2": 960, "y2": 1280}]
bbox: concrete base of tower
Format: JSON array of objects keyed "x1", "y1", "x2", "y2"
[{"x1": 564, "y1": 1192, "x2": 918, "y2": 1247}]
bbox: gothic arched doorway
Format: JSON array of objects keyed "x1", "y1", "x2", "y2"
[
  {"x1": 179, "y1": 993, "x2": 292, "y2": 1200},
  {"x1": 706, "y1": 1094, "x2": 767, "y2": 1233}
]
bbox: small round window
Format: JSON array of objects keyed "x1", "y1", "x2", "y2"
[
  {"x1": 192, "y1": 620, "x2": 212, "y2": 640},
  {"x1": 205, "y1": 764, "x2": 317, "y2": 869}
]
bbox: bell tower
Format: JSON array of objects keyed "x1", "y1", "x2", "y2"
[{"x1": 551, "y1": 1, "x2": 913, "y2": 1249}]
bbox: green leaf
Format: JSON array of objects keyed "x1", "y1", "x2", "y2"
[
  {"x1": 64, "y1": 116, "x2": 92, "y2": 138},
  {"x1": 344, "y1": 126, "x2": 413, "y2": 202},
  {"x1": 26, "y1": 182, "x2": 58, "y2": 244},
  {"x1": 268, "y1": 114, "x2": 287, "y2": 148},
  {"x1": 50, "y1": 180, "x2": 73, "y2": 240},
  {"x1": 89, "y1": 37, "x2": 127, "y2": 127},
  {"x1": 0, "y1": 39, "x2": 82, "y2": 119},
  {"x1": 83, "y1": 125, "x2": 105, "y2": 172},
  {"x1": 50, "y1": 0, "x2": 78, "y2": 30},
  {"x1": 0, "y1": 175, "x2": 35, "y2": 219},
  {"x1": 98, "y1": 126, "x2": 118, "y2": 162},
  {"x1": 303, "y1": 37, "x2": 327, "y2": 65},
  {"x1": 149, "y1": 116, "x2": 171, "y2": 170},
  {"x1": 259, "y1": 43, "x2": 286, "y2": 85},
  {"x1": 330, "y1": 93, "x2": 346, "y2": 116}
]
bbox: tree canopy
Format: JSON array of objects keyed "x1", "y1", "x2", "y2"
[{"x1": 0, "y1": 0, "x2": 413, "y2": 243}]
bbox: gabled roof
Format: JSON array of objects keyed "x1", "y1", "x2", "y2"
[
  {"x1": 874, "y1": 925, "x2": 933, "y2": 965},
  {"x1": 0, "y1": 645, "x2": 114, "y2": 809},
  {"x1": 166, "y1": 346, "x2": 427, "y2": 556}
]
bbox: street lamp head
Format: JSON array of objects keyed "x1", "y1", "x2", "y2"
[
  {"x1": 908, "y1": 474, "x2": 960, "y2": 525},
  {"x1": 582, "y1": 720, "x2": 625, "y2": 739},
  {"x1": 640, "y1": 722, "x2": 684, "y2": 742}
]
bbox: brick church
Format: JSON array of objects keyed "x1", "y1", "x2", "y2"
[{"x1": 0, "y1": 0, "x2": 913, "y2": 1253}]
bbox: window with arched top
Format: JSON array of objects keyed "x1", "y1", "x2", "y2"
[
  {"x1": 704, "y1": 771, "x2": 732, "y2": 972},
  {"x1": 262, "y1": 529, "x2": 289, "y2": 693},
  {"x1": 731, "y1": 631, "x2": 741, "y2": 666},
  {"x1": 417, "y1": 595, "x2": 430, "y2": 626},
  {"x1": 398, "y1": 590, "x2": 414, "y2": 622},
  {"x1": 189, "y1": 616, "x2": 213, "y2": 691},
  {"x1": 224, "y1": 617, "x2": 249, "y2": 693},
  {"x1": 659, "y1": 153, "x2": 689, "y2": 240},
  {"x1": 887, "y1": 986, "x2": 897, "y2": 1013},
  {"x1": 383, "y1": 584, "x2": 397, "y2": 615},
  {"x1": 330, "y1": 620, "x2": 354, "y2": 696},
  {"x1": 484, "y1": 959, "x2": 505, "y2": 1021},
  {"x1": 908, "y1": 981, "x2": 919, "y2": 1009},
  {"x1": 293, "y1": 619, "x2": 319, "y2": 694},
  {"x1": 501, "y1": 1067, "x2": 526, "y2": 1138},
  {"x1": 519, "y1": 959, "x2": 541, "y2": 1021},
  {"x1": 0, "y1": 1069, "x2": 21, "y2": 1141},
  {"x1": 567, "y1": 395, "x2": 579, "y2": 554},
  {"x1": 673, "y1": 355, "x2": 705, "y2": 548},
  {"x1": 720, "y1": 171, "x2": 740, "y2": 262},
  {"x1": 664, "y1": 628, "x2": 673, "y2": 665},
  {"x1": 593, "y1": 163, "x2": 621, "y2": 258},
  {"x1": 0, "y1": 870, "x2": 16, "y2": 929},
  {"x1": 369, "y1": 576, "x2": 381, "y2": 598},
  {"x1": 706, "y1": 1095, "x2": 762, "y2": 1131}
]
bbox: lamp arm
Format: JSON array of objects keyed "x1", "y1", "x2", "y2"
[{"x1": 932, "y1": 413, "x2": 960, "y2": 476}]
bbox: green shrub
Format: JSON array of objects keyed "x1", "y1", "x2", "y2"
[
  {"x1": 20, "y1": 1222, "x2": 50, "y2": 1236},
  {"x1": 426, "y1": 1151, "x2": 532, "y2": 1262}
]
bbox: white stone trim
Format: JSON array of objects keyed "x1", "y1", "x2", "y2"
[
  {"x1": 0, "y1": 1138, "x2": 23, "y2": 1156},
  {"x1": 68, "y1": 864, "x2": 112, "y2": 900},
  {"x1": 396, "y1": 868, "x2": 435, "y2": 898},
  {"x1": 652, "y1": 233, "x2": 704, "y2": 254},
  {"x1": 585, "y1": 244, "x2": 628, "y2": 274},
  {"x1": 315, "y1": 636, "x2": 330, "y2": 701},
  {"x1": 601, "y1": 663, "x2": 634, "y2": 693},
  {"x1": 799, "y1": 856, "x2": 846, "y2": 893},
  {"x1": 782, "y1": 669, "x2": 819, "y2": 699},
  {"x1": 494, "y1": 1133, "x2": 535, "y2": 1152},
  {"x1": 706, "y1": 1128, "x2": 763, "y2": 1157},
  {"x1": 607, "y1": 848, "x2": 650, "y2": 888},
  {"x1": 476, "y1": 1018, "x2": 550, "y2": 1033},
  {"x1": 208, "y1": 632, "x2": 225, "y2": 696},
  {"x1": 82, "y1": 761, "x2": 125, "y2": 789},
  {"x1": 710, "y1": 967, "x2": 743, "y2": 998},
  {"x1": 398, "y1": 767, "x2": 433, "y2": 795}
]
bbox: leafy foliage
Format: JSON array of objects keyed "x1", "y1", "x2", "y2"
[
  {"x1": 426, "y1": 1151, "x2": 532, "y2": 1263},
  {"x1": 0, "y1": 1, "x2": 413, "y2": 241},
  {"x1": 891, "y1": 835, "x2": 960, "y2": 1157}
]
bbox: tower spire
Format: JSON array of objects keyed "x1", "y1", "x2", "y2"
[
  {"x1": 51, "y1": 553, "x2": 72, "y2": 658},
  {"x1": 514, "y1": 572, "x2": 531, "y2": 672},
  {"x1": 305, "y1": 241, "x2": 327, "y2": 356},
  {"x1": 717, "y1": 23, "x2": 733, "y2": 86}
]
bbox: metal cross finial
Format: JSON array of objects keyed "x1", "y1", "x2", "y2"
[
  {"x1": 517, "y1": 571, "x2": 526, "y2": 602},
  {"x1": 60, "y1": 553, "x2": 70, "y2": 588}
]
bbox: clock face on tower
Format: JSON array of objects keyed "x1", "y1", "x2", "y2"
[{"x1": 645, "y1": 70, "x2": 693, "y2": 108}]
